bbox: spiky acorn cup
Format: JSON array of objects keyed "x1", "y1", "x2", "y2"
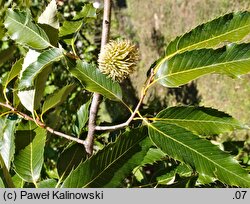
[{"x1": 98, "y1": 40, "x2": 139, "y2": 82}]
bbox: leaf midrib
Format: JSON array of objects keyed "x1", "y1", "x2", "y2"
[
  {"x1": 152, "y1": 118, "x2": 242, "y2": 127},
  {"x1": 154, "y1": 22, "x2": 249, "y2": 75},
  {"x1": 149, "y1": 123, "x2": 250, "y2": 184},
  {"x1": 156, "y1": 57, "x2": 250, "y2": 82},
  {"x1": 7, "y1": 11, "x2": 51, "y2": 47},
  {"x1": 170, "y1": 25, "x2": 249, "y2": 58},
  {"x1": 22, "y1": 52, "x2": 63, "y2": 85},
  {"x1": 76, "y1": 66, "x2": 121, "y2": 101},
  {"x1": 60, "y1": 148, "x2": 81, "y2": 180},
  {"x1": 41, "y1": 84, "x2": 74, "y2": 116}
]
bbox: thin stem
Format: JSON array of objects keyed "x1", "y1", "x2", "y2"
[
  {"x1": 46, "y1": 127, "x2": 85, "y2": 145},
  {"x1": 3, "y1": 86, "x2": 10, "y2": 104},
  {"x1": 95, "y1": 69, "x2": 155, "y2": 131},
  {"x1": 0, "y1": 102, "x2": 85, "y2": 146},
  {"x1": 0, "y1": 111, "x2": 12, "y2": 117},
  {"x1": 85, "y1": 0, "x2": 112, "y2": 155},
  {"x1": 71, "y1": 38, "x2": 78, "y2": 56}
]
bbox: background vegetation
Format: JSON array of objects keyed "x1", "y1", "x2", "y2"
[{"x1": 112, "y1": 0, "x2": 250, "y2": 146}]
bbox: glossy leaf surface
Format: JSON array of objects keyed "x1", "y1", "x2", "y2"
[
  {"x1": 69, "y1": 60, "x2": 122, "y2": 101},
  {"x1": 19, "y1": 48, "x2": 63, "y2": 89},
  {"x1": 148, "y1": 122, "x2": 250, "y2": 187},
  {"x1": 156, "y1": 44, "x2": 250, "y2": 87},
  {"x1": 154, "y1": 106, "x2": 247, "y2": 135},
  {"x1": 41, "y1": 84, "x2": 75, "y2": 117},
  {"x1": 62, "y1": 127, "x2": 150, "y2": 187},
  {"x1": 4, "y1": 9, "x2": 50, "y2": 49},
  {"x1": 166, "y1": 11, "x2": 250, "y2": 56},
  {"x1": 14, "y1": 122, "x2": 46, "y2": 183}
]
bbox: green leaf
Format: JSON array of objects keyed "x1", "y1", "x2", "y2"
[
  {"x1": 62, "y1": 127, "x2": 151, "y2": 187},
  {"x1": 57, "y1": 143, "x2": 87, "y2": 179},
  {"x1": 73, "y1": 3, "x2": 97, "y2": 20},
  {"x1": 148, "y1": 122, "x2": 250, "y2": 187},
  {"x1": 4, "y1": 58, "x2": 23, "y2": 88},
  {"x1": 166, "y1": 11, "x2": 250, "y2": 57},
  {"x1": 13, "y1": 122, "x2": 46, "y2": 183},
  {"x1": 68, "y1": 59, "x2": 122, "y2": 101},
  {"x1": 18, "y1": 49, "x2": 40, "y2": 112},
  {"x1": 18, "y1": 48, "x2": 63, "y2": 89},
  {"x1": 75, "y1": 100, "x2": 91, "y2": 136},
  {"x1": 18, "y1": 49, "x2": 50, "y2": 112},
  {"x1": 41, "y1": 84, "x2": 75, "y2": 117},
  {"x1": 59, "y1": 3, "x2": 97, "y2": 38},
  {"x1": 157, "y1": 163, "x2": 192, "y2": 185},
  {"x1": 0, "y1": 177, "x2": 4, "y2": 187},
  {"x1": 59, "y1": 20, "x2": 82, "y2": 38},
  {"x1": 37, "y1": 179, "x2": 57, "y2": 188},
  {"x1": 38, "y1": 0, "x2": 59, "y2": 46},
  {"x1": 33, "y1": 65, "x2": 51, "y2": 110},
  {"x1": 12, "y1": 174, "x2": 25, "y2": 188},
  {"x1": 38, "y1": 0, "x2": 59, "y2": 29},
  {"x1": 141, "y1": 148, "x2": 166, "y2": 166},
  {"x1": 155, "y1": 43, "x2": 250, "y2": 87},
  {"x1": 0, "y1": 116, "x2": 18, "y2": 170},
  {"x1": 0, "y1": 116, "x2": 5, "y2": 140},
  {"x1": 0, "y1": 26, "x2": 4, "y2": 39},
  {"x1": 0, "y1": 153, "x2": 15, "y2": 187},
  {"x1": 4, "y1": 9, "x2": 51, "y2": 49},
  {"x1": 154, "y1": 106, "x2": 247, "y2": 135}
]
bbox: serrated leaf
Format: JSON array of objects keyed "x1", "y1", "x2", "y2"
[
  {"x1": 154, "y1": 106, "x2": 246, "y2": 135},
  {"x1": 13, "y1": 122, "x2": 46, "y2": 183},
  {"x1": 4, "y1": 58, "x2": 23, "y2": 88},
  {"x1": 148, "y1": 122, "x2": 250, "y2": 187},
  {"x1": 0, "y1": 177, "x2": 4, "y2": 187},
  {"x1": 17, "y1": 49, "x2": 40, "y2": 112},
  {"x1": 38, "y1": 0, "x2": 59, "y2": 46},
  {"x1": 41, "y1": 84, "x2": 75, "y2": 117},
  {"x1": 59, "y1": 20, "x2": 82, "y2": 38},
  {"x1": 18, "y1": 48, "x2": 63, "y2": 89},
  {"x1": 57, "y1": 143, "x2": 87, "y2": 179},
  {"x1": 34, "y1": 65, "x2": 51, "y2": 109},
  {"x1": 75, "y1": 100, "x2": 91, "y2": 136},
  {"x1": 155, "y1": 43, "x2": 250, "y2": 87},
  {"x1": 0, "y1": 116, "x2": 18, "y2": 170},
  {"x1": 18, "y1": 49, "x2": 50, "y2": 112},
  {"x1": 37, "y1": 179, "x2": 57, "y2": 188},
  {"x1": 18, "y1": 90, "x2": 35, "y2": 112},
  {"x1": 157, "y1": 163, "x2": 192, "y2": 185},
  {"x1": 59, "y1": 3, "x2": 96, "y2": 39},
  {"x1": 4, "y1": 9, "x2": 51, "y2": 49},
  {"x1": 73, "y1": 3, "x2": 97, "y2": 20},
  {"x1": 12, "y1": 174, "x2": 25, "y2": 188},
  {"x1": 166, "y1": 11, "x2": 250, "y2": 57},
  {"x1": 38, "y1": 0, "x2": 59, "y2": 29},
  {"x1": 68, "y1": 59, "x2": 122, "y2": 101},
  {"x1": 141, "y1": 148, "x2": 166, "y2": 166},
  {"x1": 62, "y1": 127, "x2": 150, "y2": 188}
]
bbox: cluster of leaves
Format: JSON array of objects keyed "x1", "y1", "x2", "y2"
[{"x1": 0, "y1": 0, "x2": 250, "y2": 188}]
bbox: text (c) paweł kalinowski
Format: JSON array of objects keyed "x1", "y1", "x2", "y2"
[{"x1": 20, "y1": 190, "x2": 104, "y2": 200}]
